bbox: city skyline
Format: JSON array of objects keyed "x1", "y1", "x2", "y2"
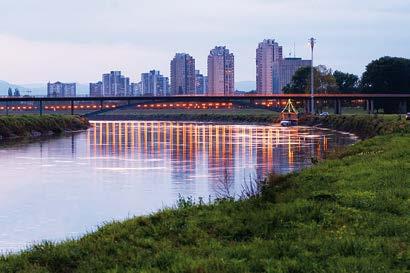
[{"x1": 0, "y1": 0, "x2": 409, "y2": 84}]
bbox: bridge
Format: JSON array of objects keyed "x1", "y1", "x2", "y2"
[{"x1": 0, "y1": 93, "x2": 409, "y2": 115}]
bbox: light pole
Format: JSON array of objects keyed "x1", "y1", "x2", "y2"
[{"x1": 309, "y1": 37, "x2": 316, "y2": 114}]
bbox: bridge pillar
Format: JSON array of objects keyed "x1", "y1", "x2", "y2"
[
  {"x1": 367, "y1": 99, "x2": 375, "y2": 114},
  {"x1": 100, "y1": 100, "x2": 104, "y2": 110},
  {"x1": 71, "y1": 100, "x2": 74, "y2": 115},
  {"x1": 6, "y1": 101, "x2": 9, "y2": 116},
  {"x1": 398, "y1": 100, "x2": 407, "y2": 114},
  {"x1": 39, "y1": 100, "x2": 43, "y2": 116},
  {"x1": 304, "y1": 100, "x2": 310, "y2": 114},
  {"x1": 334, "y1": 99, "x2": 342, "y2": 115}
]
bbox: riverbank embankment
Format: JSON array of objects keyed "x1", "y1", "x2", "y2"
[
  {"x1": 299, "y1": 114, "x2": 409, "y2": 139},
  {"x1": 0, "y1": 115, "x2": 90, "y2": 140},
  {"x1": 0, "y1": 115, "x2": 409, "y2": 273}
]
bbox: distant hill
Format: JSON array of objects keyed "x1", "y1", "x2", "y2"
[
  {"x1": 0, "y1": 80, "x2": 30, "y2": 96},
  {"x1": 236, "y1": 81, "x2": 256, "y2": 92}
]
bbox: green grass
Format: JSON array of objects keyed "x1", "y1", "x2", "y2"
[
  {"x1": 0, "y1": 115, "x2": 90, "y2": 139},
  {"x1": 0, "y1": 131, "x2": 409, "y2": 272}
]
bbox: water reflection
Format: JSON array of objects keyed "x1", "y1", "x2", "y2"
[
  {"x1": 87, "y1": 121, "x2": 351, "y2": 182},
  {"x1": 0, "y1": 121, "x2": 357, "y2": 253}
]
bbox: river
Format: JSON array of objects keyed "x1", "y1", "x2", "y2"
[{"x1": 0, "y1": 120, "x2": 357, "y2": 253}]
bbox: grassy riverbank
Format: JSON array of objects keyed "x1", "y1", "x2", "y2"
[
  {"x1": 0, "y1": 115, "x2": 90, "y2": 140},
  {"x1": 0, "y1": 118, "x2": 409, "y2": 272},
  {"x1": 90, "y1": 108, "x2": 279, "y2": 123},
  {"x1": 300, "y1": 115, "x2": 409, "y2": 139}
]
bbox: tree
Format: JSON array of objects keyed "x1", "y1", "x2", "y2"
[
  {"x1": 361, "y1": 56, "x2": 410, "y2": 93},
  {"x1": 14, "y1": 88, "x2": 21, "y2": 97},
  {"x1": 360, "y1": 56, "x2": 410, "y2": 113},
  {"x1": 8, "y1": 87, "x2": 13, "y2": 97},
  {"x1": 283, "y1": 65, "x2": 338, "y2": 94},
  {"x1": 282, "y1": 67, "x2": 310, "y2": 94},
  {"x1": 333, "y1": 70, "x2": 359, "y2": 93}
]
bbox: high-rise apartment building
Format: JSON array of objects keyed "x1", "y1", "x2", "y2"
[
  {"x1": 89, "y1": 81, "x2": 103, "y2": 97},
  {"x1": 140, "y1": 70, "x2": 169, "y2": 96},
  {"x1": 207, "y1": 46, "x2": 234, "y2": 95},
  {"x1": 47, "y1": 82, "x2": 76, "y2": 97},
  {"x1": 256, "y1": 39, "x2": 283, "y2": 94},
  {"x1": 256, "y1": 39, "x2": 311, "y2": 94},
  {"x1": 131, "y1": 82, "x2": 142, "y2": 96},
  {"x1": 102, "y1": 71, "x2": 131, "y2": 96},
  {"x1": 170, "y1": 53, "x2": 196, "y2": 95},
  {"x1": 195, "y1": 70, "x2": 207, "y2": 95}
]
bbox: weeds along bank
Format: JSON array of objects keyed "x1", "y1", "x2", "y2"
[
  {"x1": 0, "y1": 116, "x2": 409, "y2": 273},
  {"x1": 0, "y1": 115, "x2": 90, "y2": 140}
]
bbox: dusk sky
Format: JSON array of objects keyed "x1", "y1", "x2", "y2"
[{"x1": 0, "y1": 0, "x2": 409, "y2": 84}]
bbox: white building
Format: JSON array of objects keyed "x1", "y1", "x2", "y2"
[
  {"x1": 89, "y1": 81, "x2": 103, "y2": 97},
  {"x1": 47, "y1": 82, "x2": 76, "y2": 97},
  {"x1": 140, "y1": 70, "x2": 169, "y2": 96},
  {"x1": 102, "y1": 71, "x2": 131, "y2": 96}
]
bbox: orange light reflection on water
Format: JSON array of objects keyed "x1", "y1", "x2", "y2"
[{"x1": 89, "y1": 121, "x2": 340, "y2": 180}]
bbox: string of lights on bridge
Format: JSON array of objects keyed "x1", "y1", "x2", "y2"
[{"x1": 0, "y1": 100, "x2": 367, "y2": 112}]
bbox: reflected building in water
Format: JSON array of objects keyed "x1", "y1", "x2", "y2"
[{"x1": 87, "y1": 121, "x2": 346, "y2": 188}]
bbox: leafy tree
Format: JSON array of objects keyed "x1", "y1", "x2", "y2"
[
  {"x1": 282, "y1": 67, "x2": 310, "y2": 94},
  {"x1": 333, "y1": 70, "x2": 359, "y2": 93},
  {"x1": 360, "y1": 56, "x2": 410, "y2": 113},
  {"x1": 8, "y1": 87, "x2": 13, "y2": 97},
  {"x1": 361, "y1": 56, "x2": 410, "y2": 93},
  {"x1": 283, "y1": 65, "x2": 338, "y2": 94}
]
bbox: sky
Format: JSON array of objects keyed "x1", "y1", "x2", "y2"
[{"x1": 0, "y1": 0, "x2": 409, "y2": 84}]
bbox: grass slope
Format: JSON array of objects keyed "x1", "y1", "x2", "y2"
[
  {"x1": 300, "y1": 115, "x2": 409, "y2": 139},
  {"x1": 1, "y1": 133, "x2": 409, "y2": 272},
  {"x1": 0, "y1": 115, "x2": 89, "y2": 139}
]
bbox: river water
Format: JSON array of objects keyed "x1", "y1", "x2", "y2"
[{"x1": 0, "y1": 121, "x2": 357, "y2": 253}]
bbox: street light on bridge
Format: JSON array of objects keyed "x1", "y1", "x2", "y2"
[{"x1": 309, "y1": 37, "x2": 316, "y2": 114}]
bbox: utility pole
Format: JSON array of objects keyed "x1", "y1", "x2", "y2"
[{"x1": 309, "y1": 37, "x2": 316, "y2": 114}]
